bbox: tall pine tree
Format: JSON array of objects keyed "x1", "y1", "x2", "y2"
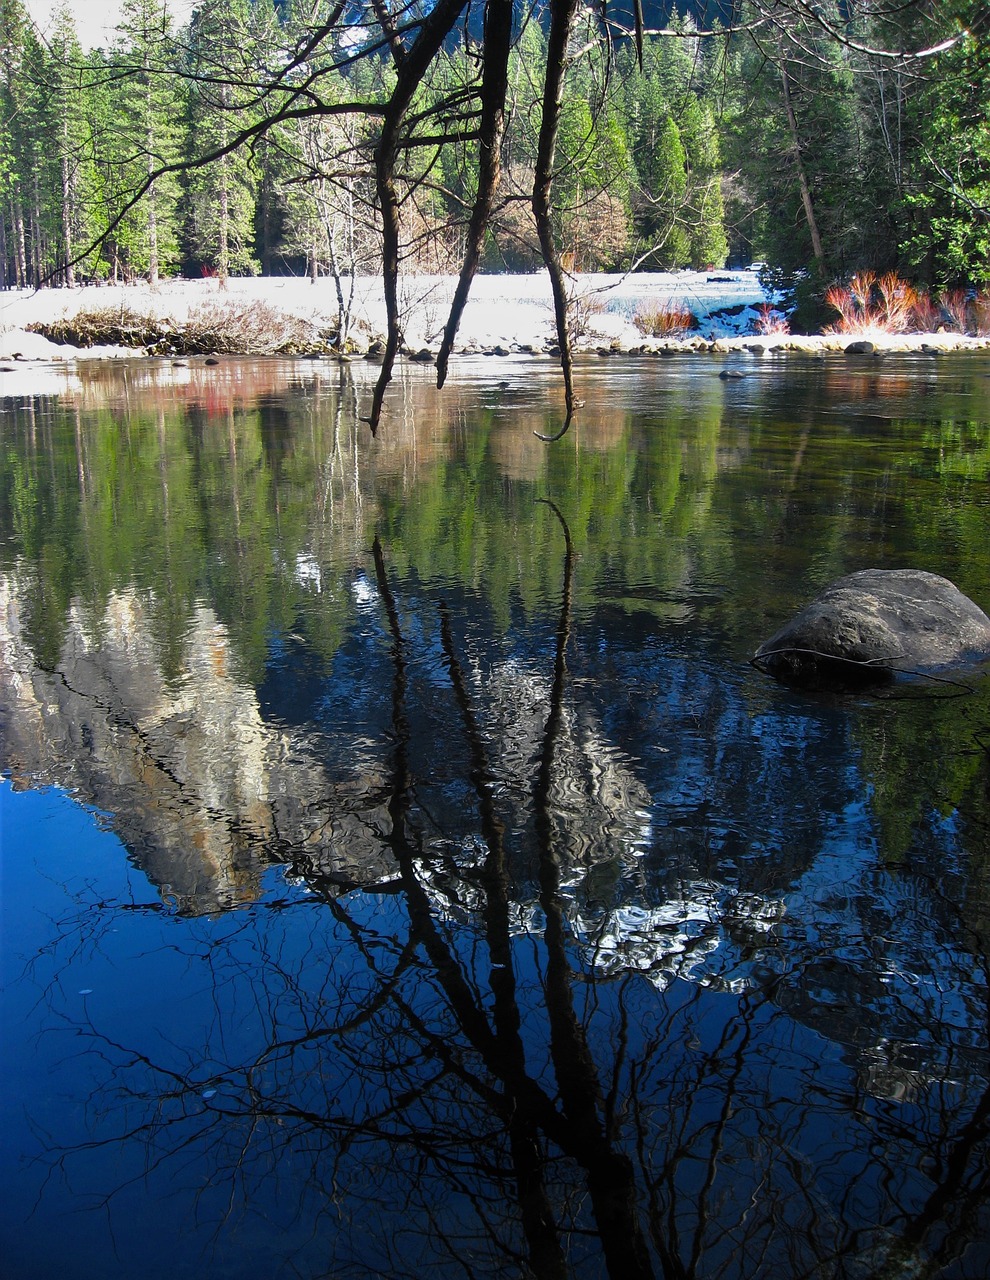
[
  {"x1": 108, "y1": 0, "x2": 185, "y2": 282},
  {"x1": 185, "y1": 0, "x2": 260, "y2": 282}
]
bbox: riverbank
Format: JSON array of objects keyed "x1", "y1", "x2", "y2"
[{"x1": 3, "y1": 271, "x2": 990, "y2": 365}]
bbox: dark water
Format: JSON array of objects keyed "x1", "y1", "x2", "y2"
[{"x1": 2, "y1": 351, "x2": 990, "y2": 1280}]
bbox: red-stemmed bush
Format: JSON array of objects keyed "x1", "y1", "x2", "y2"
[
  {"x1": 751, "y1": 302, "x2": 790, "y2": 335},
  {"x1": 825, "y1": 270, "x2": 922, "y2": 334}
]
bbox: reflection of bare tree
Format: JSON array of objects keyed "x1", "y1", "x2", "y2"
[{"x1": 373, "y1": 512, "x2": 653, "y2": 1276}]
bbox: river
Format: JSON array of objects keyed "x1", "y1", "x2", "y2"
[{"x1": 2, "y1": 350, "x2": 990, "y2": 1279}]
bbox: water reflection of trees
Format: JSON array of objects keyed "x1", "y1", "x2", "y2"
[
  {"x1": 4, "y1": 358, "x2": 990, "y2": 1276},
  {"x1": 19, "y1": 523, "x2": 990, "y2": 1279},
  {"x1": 8, "y1": 355, "x2": 990, "y2": 671}
]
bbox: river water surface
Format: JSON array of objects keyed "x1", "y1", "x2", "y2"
[{"x1": 2, "y1": 351, "x2": 990, "y2": 1279}]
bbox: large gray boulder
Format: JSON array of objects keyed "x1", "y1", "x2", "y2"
[{"x1": 755, "y1": 569, "x2": 990, "y2": 687}]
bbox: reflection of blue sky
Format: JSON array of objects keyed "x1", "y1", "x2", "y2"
[
  {"x1": 5, "y1": 699, "x2": 990, "y2": 1278},
  {"x1": 1, "y1": 779, "x2": 397, "y2": 1278}
]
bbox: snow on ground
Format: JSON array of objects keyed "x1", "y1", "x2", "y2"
[
  {"x1": 0, "y1": 269, "x2": 770, "y2": 362},
  {"x1": 3, "y1": 270, "x2": 988, "y2": 373}
]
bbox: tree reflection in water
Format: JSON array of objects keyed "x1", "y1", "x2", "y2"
[
  {"x1": 20, "y1": 519, "x2": 990, "y2": 1280},
  {"x1": 5, "y1": 357, "x2": 990, "y2": 1277}
]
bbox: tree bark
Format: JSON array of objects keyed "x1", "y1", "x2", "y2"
[
  {"x1": 13, "y1": 198, "x2": 27, "y2": 288},
  {"x1": 435, "y1": 0, "x2": 513, "y2": 388},
  {"x1": 780, "y1": 65, "x2": 825, "y2": 270},
  {"x1": 531, "y1": 0, "x2": 584, "y2": 438},
  {"x1": 366, "y1": 0, "x2": 473, "y2": 435},
  {"x1": 60, "y1": 127, "x2": 75, "y2": 287}
]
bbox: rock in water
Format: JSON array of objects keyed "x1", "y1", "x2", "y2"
[{"x1": 754, "y1": 569, "x2": 990, "y2": 687}]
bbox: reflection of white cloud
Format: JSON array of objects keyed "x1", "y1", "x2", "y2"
[
  {"x1": 350, "y1": 574, "x2": 379, "y2": 609},
  {"x1": 294, "y1": 552, "x2": 322, "y2": 592}
]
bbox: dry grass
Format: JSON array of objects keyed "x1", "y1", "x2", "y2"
[
  {"x1": 29, "y1": 303, "x2": 164, "y2": 348},
  {"x1": 633, "y1": 300, "x2": 696, "y2": 338},
  {"x1": 171, "y1": 300, "x2": 324, "y2": 354}
]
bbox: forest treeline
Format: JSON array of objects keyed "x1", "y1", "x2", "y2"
[{"x1": 1, "y1": 0, "x2": 987, "y2": 312}]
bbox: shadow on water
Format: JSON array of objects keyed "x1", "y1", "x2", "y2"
[{"x1": 2, "y1": 354, "x2": 990, "y2": 1279}]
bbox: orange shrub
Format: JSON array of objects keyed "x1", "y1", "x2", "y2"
[
  {"x1": 825, "y1": 271, "x2": 924, "y2": 335},
  {"x1": 751, "y1": 302, "x2": 790, "y2": 335}
]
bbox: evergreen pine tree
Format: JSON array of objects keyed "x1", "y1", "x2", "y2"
[
  {"x1": 185, "y1": 0, "x2": 260, "y2": 282},
  {"x1": 109, "y1": 0, "x2": 185, "y2": 283},
  {"x1": 903, "y1": 8, "x2": 990, "y2": 286}
]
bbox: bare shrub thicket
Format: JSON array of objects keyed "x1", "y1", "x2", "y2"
[
  {"x1": 29, "y1": 300, "x2": 335, "y2": 355},
  {"x1": 29, "y1": 304, "x2": 166, "y2": 348},
  {"x1": 174, "y1": 300, "x2": 327, "y2": 354}
]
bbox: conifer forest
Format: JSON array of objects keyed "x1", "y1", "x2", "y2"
[{"x1": 0, "y1": 0, "x2": 987, "y2": 313}]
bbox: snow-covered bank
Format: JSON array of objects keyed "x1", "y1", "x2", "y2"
[
  {"x1": 0, "y1": 270, "x2": 767, "y2": 360},
  {"x1": 2, "y1": 270, "x2": 989, "y2": 366}
]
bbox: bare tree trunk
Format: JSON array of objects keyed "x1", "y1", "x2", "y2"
[
  {"x1": 218, "y1": 156, "x2": 230, "y2": 291},
  {"x1": 147, "y1": 178, "x2": 160, "y2": 287},
  {"x1": 31, "y1": 177, "x2": 43, "y2": 288},
  {"x1": 146, "y1": 88, "x2": 160, "y2": 291},
  {"x1": 12, "y1": 198, "x2": 27, "y2": 289},
  {"x1": 61, "y1": 130, "x2": 75, "y2": 287},
  {"x1": 366, "y1": 0, "x2": 473, "y2": 435},
  {"x1": 144, "y1": 50, "x2": 159, "y2": 288},
  {"x1": 258, "y1": 139, "x2": 273, "y2": 276},
  {"x1": 435, "y1": 0, "x2": 513, "y2": 388},
  {"x1": 532, "y1": 0, "x2": 584, "y2": 439},
  {"x1": 0, "y1": 213, "x2": 8, "y2": 289},
  {"x1": 780, "y1": 66, "x2": 826, "y2": 270}
]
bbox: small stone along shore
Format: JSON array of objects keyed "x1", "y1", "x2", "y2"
[
  {"x1": 3, "y1": 325, "x2": 989, "y2": 370},
  {"x1": 401, "y1": 332, "x2": 990, "y2": 365}
]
